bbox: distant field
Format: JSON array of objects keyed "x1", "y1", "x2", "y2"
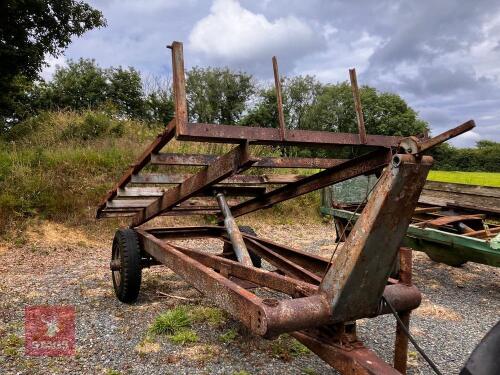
[{"x1": 427, "y1": 171, "x2": 500, "y2": 187}]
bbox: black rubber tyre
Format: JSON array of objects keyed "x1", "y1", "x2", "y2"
[
  {"x1": 223, "y1": 226, "x2": 262, "y2": 268},
  {"x1": 111, "y1": 229, "x2": 142, "y2": 303}
]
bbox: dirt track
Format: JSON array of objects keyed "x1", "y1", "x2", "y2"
[{"x1": 1, "y1": 221, "x2": 499, "y2": 374}]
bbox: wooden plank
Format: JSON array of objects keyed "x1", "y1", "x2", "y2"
[
  {"x1": 272, "y1": 56, "x2": 286, "y2": 141},
  {"x1": 424, "y1": 181, "x2": 500, "y2": 198},
  {"x1": 131, "y1": 173, "x2": 306, "y2": 185},
  {"x1": 170, "y1": 41, "x2": 188, "y2": 134},
  {"x1": 151, "y1": 153, "x2": 346, "y2": 169},
  {"x1": 131, "y1": 143, "x2": 256, "y2": 226},
  {"x1": 96, "y1": 119, "x2": 176, "y2": 218},
  {"x1": 349, "y1": 68, "x2": 367, "y2": 144},
  {"x1": 118, "y1": 185, "x2": 266, "y2": 198}
]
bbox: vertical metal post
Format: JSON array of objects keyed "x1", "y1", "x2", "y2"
[
  {"x1": 169, "y1": 41, "x2": 188, "y2": 135},
  {"x1": 272, "y1": 56, "x2": 286, "y2": 141},
  {"x1": 394, "y1": 247, "x2": 413, "y2": 374},
  {"x1": 216, "y1": 193, "x2": 253, "y2": 267},
  {"x1": 349, "y1": 68, "x2": 367, "y2": 144}
]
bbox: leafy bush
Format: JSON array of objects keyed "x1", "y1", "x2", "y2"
[{"x1": 62, "y1": 111, "x2": 123, "y2": 140}]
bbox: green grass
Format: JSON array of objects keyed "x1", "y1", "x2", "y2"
[
  {"x1": 1, "y1": 333, "x2": 24, "y2": 357},
  {"x1": 168, "y1": 329, "x2": 198, "y2": 345},
  {"x1": 149, "y1": 306, "x2": 191, "y2": 335},
  {"x1": 427, "y1": 171, "x2": 500, "y2": 187},
  {"x1": 269, "y1": 334, "x2": 311, "y2": 361},
  {"x1": 0, "y1": 109, "x2": 324, "y2": 235},
  {"x1": 189, "y1": 306, "x2": 227, "y2": 326},
  {"x1": 219, "y1": 328, "x2": 238, "y2": 344}
]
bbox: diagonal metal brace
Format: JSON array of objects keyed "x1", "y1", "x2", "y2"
[
  {"x1": 320, "y1": 154, "x2": 433, "y2": 322},
  {"x1": 216, "y1": 192, "x2": 253, "y2": 267}
]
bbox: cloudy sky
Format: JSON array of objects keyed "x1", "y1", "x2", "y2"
[{"x1": 45, "y1": 0, "x2": 500, "y2": 147}]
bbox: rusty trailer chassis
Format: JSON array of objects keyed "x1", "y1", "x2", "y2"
[{"x1": 97, "y1": 41, "x2": 475, "y2": 374}]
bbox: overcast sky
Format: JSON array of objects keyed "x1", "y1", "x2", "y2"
[{"x1": 44, "y1": 0, "x2": 500, "y2": 147}]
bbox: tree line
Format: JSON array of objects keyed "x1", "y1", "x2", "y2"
[{"x1": 1, "y1": 0, "x2": 497, "y2": 172}]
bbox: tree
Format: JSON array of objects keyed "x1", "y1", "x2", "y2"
[
  {"x1": 0, "y1": 0, "x2": 106, "y2": 127},
  {"x1": 36, "y1": 59, "x2": 147, "y2": 119},
  {"x1": 302, "y1": 83, "x2": 428, "y2": 136},
  {"x1": 40, "y1": 58, "x2": 108, "y2": 110},
  {"x1": 186, "y1": 67, "x2": 255, "y2": 124},
  {"x1": 241, "y1": 75, "x2": 321, "y2": 129}
]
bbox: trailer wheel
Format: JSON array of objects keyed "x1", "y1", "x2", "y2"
[
  {"x1": 111, "y1": 229, "x2": 142, "y2": 303},
  {"x1": 223, "y1": 226, "x2": 262, "y2": 268}
]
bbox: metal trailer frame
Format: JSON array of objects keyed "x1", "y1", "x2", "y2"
[
  {"x1": 321, "y1": 181, "x2": 500, "y2": 268},
  {"x1": 97, "y1": 41, "x2": 475, "y2": 374}
]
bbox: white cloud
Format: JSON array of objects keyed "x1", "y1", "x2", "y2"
[
  {"x1": 449, "y1": 130, "x2": 481, "y2": 147},
  {"x1": 188, "y1": 0, "x2": 316, "y2": 62},
  {"x1": 40, "y1": 54, "x2": 66, "y2": 81}
]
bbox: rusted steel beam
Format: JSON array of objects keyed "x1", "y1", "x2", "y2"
[
  {"x1": 393, "y1": 248, "x2": 413, "y2": 374},
  {"x1": 96, "y1": 120, "x2": 176, "y2": 218},
  {"x1": 399, "y1": 120, "x2": 475, "y2": 154},
  {"x1": 239, "y1": 234, "x2": 329, "y2": 276},
  {"x1": 349, "y1": 68, "x2": 367, "y2": 144},
  {"x1": 243, "y1": 237, "x2": 322, "y2": 284},
  {"x1": 151, "y1": 153, "x2": 346, "y2": 169},
  {"x1": 137, "y1": 229, "x2": 333, "y2": 337},
  {"x1": 272, "y1": 56, "x2": 286, "y2": 141},
  {"x1": 292, "y1": 331, "x2": 401, "y2": 375},
  {"x1": 130, "y1": 173, "x2": 306, "y2": 185},
  {"x1": 146, "y1": 226, "x2": 225, "y2": 239},
  {"x1": 216, "y1": 193, "x2": 253, "y2": 267},
  {"x1": 131, "y1": 143, "x2": 256, "y2": 226},
  {"x1": 176, "y1": 122, "x2": 402, "y2": 147},
  {"x1": 167, "y1": 242, "x2": 318, "y2": 296},
  {"x1": 320, "y1": 154, "x2": 432, "y2": 323},
  {"x1": 228, "y1": 149, "x2": 392, "y2": 219},
  {"x1": 169, "y1": 41, "x2": 188, "y2": 135}
]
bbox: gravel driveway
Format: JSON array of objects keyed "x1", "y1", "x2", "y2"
[{"x1": 0, "y1": 221, "x2": 499, "y2": 374}]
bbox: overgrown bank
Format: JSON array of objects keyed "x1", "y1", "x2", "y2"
[{"x1": 0, "y1": 110, "x2": 321, "y2": 234}]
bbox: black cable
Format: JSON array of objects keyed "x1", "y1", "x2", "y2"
[{"x1": 382, "y1": 296, "x2": 443, "y2": 375}]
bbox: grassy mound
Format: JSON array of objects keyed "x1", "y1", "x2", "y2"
[{"x1": 0, "y1": 110, "x2": 322, "y2": 234}]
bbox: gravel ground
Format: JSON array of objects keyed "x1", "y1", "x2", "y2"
[{"x1": 0, "y1": 221, "x2": 499, "y2": 374}]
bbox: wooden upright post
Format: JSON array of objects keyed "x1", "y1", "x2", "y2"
[
  {"x1": 272, "y1": 56, "x2": 286, "y2": 141},
  {"x1": 349, "y1": 68, "x2": 367, "y2": 144},
  {"x1": 169, "y1": 41, "x2": 188, "y2": 135}
]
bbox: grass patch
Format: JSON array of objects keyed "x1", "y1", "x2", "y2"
[
  {"x1": 219, "y1": 328, "x2": 238, "y2": 344},
  {"x1": 301, "y1": 368, "x2": 318, "y2": 375},
  {"x1": 189, "y1": 306, "x2": 227, "y2": 326},
  {"x1": 168, "y1": 329, "x2": 198, "y2": 345},
  {"x1": 269, "y1": 334, "x2": 311, "y2": 361},
  {"x1": 428, "y1": 171, "x2": 500, "y2": 187},
  {"x1": 149, "y1": 306, "x2": 191, "y2": 335},
  {"x1": 1, "y1": 333, "x2": 24, "y2": 357},
  {"x1": 233, "y1": 371, "x2": 251, "y2": 375}
]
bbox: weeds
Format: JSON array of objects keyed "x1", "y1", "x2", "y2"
[
  {"x1": 189, "y1": 306, "x2": 227, "y2": 326},
  {"x1": 168, "y1": 329, "x2": 198, "y2": 345},
  {"x1": 149, "y1": 306, "x2": 191, "y2": 335},
  {"x1": 269, "y1": 334, "x2": 310, "y2": 361},
  {"x1": 219, "y1": 328, "x2": 238, "y2": 344},
  {"x1": 1, "y1": 333, "x2": 24, "y2": 357}
]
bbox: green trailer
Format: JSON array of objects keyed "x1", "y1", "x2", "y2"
[{"x1": 321, "y1": 176, "x2": 500, "y2": 267}]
